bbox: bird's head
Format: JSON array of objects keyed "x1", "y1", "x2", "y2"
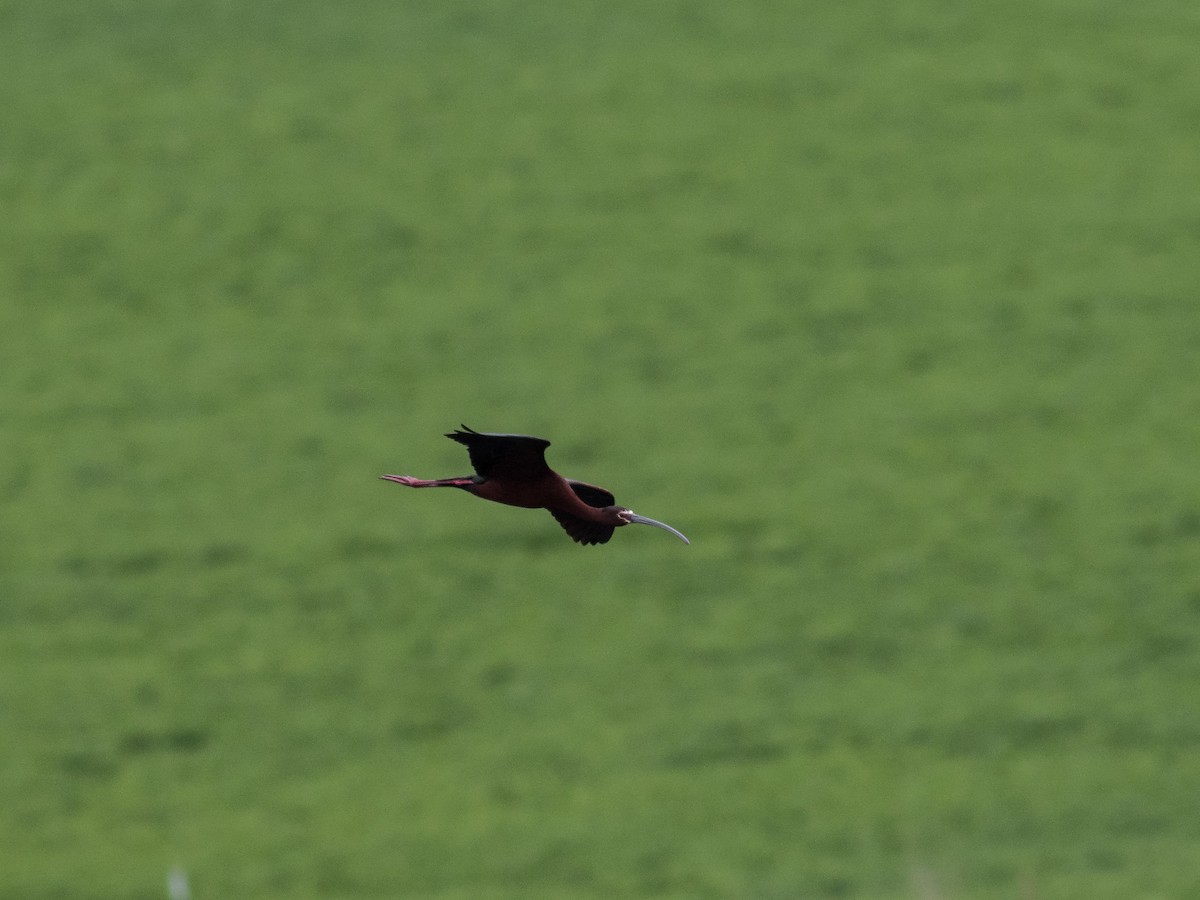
[{"x1": 612, "y1": 507, "x2": 690, "y2": 544}]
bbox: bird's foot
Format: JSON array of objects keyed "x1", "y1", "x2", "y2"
[
  {"x1": 380, "y1": 474, "x2": 421, "y2": 486},
  {"x1": 380, "y1": 474, "x2": 474, "y2": 488}
]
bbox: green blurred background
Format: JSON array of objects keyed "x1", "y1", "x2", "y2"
[{"x1": 3, "y1": 1, "x2": 1200, "y2": 897}]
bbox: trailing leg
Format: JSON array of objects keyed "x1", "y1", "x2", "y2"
[{"x1": 380, "y1": 474, "x2": 476, "y2": 488}]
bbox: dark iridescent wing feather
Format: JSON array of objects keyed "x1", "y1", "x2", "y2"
[
  {"x1": 566, "y1": 480, "x2": 615, "y2": 508},
  {"x1": 549, "y1": 509, "x2": 615, "y2": 545},
  {"x1": 546, "y1": 480, "x2": 617, "y2": 545},
  {"x1": 445, "y1": 425, "x2": 551, "y2": 480}
]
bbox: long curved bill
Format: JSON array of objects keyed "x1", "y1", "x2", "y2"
[{"x1": 627, "y1": 513, "x2": 690, "y2": 545}]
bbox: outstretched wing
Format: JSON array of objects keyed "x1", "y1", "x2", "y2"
[
  {"x1": 445, "y1": 425, "x2": 552, "y2": 480},
  {"x1": 547, "y1": 480, "x2": 618, "y2": 545},
  {"x1": 549, "y1": 509, "x2": 615, "y2": 545},
  {"x1": 566, "y1": 480, "x2": 615, "y2": 508}
]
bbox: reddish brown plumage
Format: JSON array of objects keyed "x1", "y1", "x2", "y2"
[{"x1": 380, "y1": 425, "x2": 689, "y2": 546}]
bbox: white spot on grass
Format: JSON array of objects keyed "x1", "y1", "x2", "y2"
[{"x1": 167, "y1": 867, "x2": 191, "y2": 900}]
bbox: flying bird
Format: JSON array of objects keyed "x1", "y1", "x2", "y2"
[{"x1": 381, "y1": 426, "x2": 690, "y2": 546}]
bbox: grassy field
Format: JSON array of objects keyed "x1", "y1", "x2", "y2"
[{"x1": 3, "y1": 1, "x2": 1200, "y2": 897}]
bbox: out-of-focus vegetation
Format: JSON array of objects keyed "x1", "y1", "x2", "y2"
[{"x1": 3, "y1": 1, "x2": 1200, "y2": 896}]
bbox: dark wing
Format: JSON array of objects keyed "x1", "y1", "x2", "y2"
[
  {"x1": 445, "y1": 425, "x2": 551, "y2": 480},
  {"x1": 547, "y1": 480, "x2": 618, "y2": 545},
  {"x1": 566, "y1": 480, "x2": 615, "y2": 508},
  {"x1": 549, "y1": 509, "x2": 615, "y2": 545}
]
